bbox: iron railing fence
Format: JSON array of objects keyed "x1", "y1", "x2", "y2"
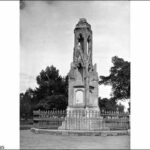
[
  {"x1": 33, "y1": 110, "x2": 66, "y2": 129},
  {"x1": 101, "y1": 111, "x2": 130, "y2": 130},
  {"x1": 33, "y1": 110, "x2": 130, "y2": 130}
]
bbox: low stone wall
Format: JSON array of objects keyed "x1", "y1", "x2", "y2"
[{"x1": 31, "y1": 128, "x2": 130, "y2": 136}]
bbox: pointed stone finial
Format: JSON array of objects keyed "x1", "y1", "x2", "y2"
[
  {"x1": 79, "y1": 18, "x2": 87, "y2": 22},
  {"x1": 75, "y1": 18, "x2": 91, "y2": 30}
]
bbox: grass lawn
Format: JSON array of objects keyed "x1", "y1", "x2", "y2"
[{"x1": 20, "y1": 130, "x2": 130, "y2": 149}]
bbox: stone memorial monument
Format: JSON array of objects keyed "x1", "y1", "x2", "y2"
[{"x1": 59, "y1": 18, "x2": 108, "y2": 130}]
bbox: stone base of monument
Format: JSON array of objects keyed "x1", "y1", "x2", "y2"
[
  {"x1": 58, "y1": 108, "x2": 110, "y2": 131},
  {"x1": 58, "y1": 117, "x2": 109, "y2": 131}
]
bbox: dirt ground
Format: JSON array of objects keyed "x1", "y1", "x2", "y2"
[{"x1": 20, "y1": 130, "x2": 130, "y2": 149}]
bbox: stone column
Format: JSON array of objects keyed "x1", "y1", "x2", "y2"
[{"x1": 84, "y1": 59, "x2": 89, "y2": 108}]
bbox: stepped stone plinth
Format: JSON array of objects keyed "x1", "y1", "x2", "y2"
[{"x1": 59, "y1": 109, "x2": 109, "y2": 131}]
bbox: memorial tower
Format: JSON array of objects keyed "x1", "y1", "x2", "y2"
[
  {"x1": 68, "y1": 18, "x2": 99, "y2": 111},
  {"x1": 59, "y1": 19, "x2": 108, "y2": 130}
]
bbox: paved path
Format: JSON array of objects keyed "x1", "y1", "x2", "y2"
[{"x1": 20, "y1": 130, "x2": 130, "y2": 149}]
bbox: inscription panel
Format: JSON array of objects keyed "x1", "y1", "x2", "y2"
[
  {"x1": 76, "y1": 90, "x2": 83, "y2": 104},
  {"x1": 74, "y1": 88, "x2": 84, "y2": 106}
]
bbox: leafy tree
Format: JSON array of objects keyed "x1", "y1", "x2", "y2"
[
  {"x1": 128, "y1": 101, "x2": 130, "y2": 114},
  {"x1": 32, "y1": 65, "x2": 68, "y2": 111},
  {"x1": 34, "y1": 95, "x2": 68, "y2": 110},
  {"x1": 20, "y1": 66, "x2": 68, "y2": 119},
  {"x1": 99, "y1": 56, "x2": 130, "y2": 101},
  {"x1": 117, "y1": 103, "x2": 125, "y2": 112},
  {"x1": 99, "y1": 97, "x2": 117, "y2": 111},
  {"x1": 35, "y1": 66, "x2": 67, "y2": 100},
  {"x1": 98, "y1": 97, "x2": 125, "y2": 112},
  {"x1": 20, "y1": 88, "x2": 33, "y2": 119}
]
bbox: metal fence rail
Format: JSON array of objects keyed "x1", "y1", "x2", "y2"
[
  {"x1": 33, "y1": 110, "x2": 130, "y2": 130},
  {"x1": 101, "y1": 111, "x2": 130, "y2": 130}
]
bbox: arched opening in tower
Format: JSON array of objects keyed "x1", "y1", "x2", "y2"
[
  {"x1": 87, "y1": 35, "x2": 91, "y2": 56},
  {"x1": 78, "y1": 33, "x2": 84, "y2": 53},
  {"x1": 87, "y1": 35, "x2": 92, "y2": 71},
  {"x1": 78, "y1": 62, "x2": 83, "y2": 81}
]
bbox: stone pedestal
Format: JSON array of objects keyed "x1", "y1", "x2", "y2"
[{"x1": 58, "y1": 108, "x2": 109, "y2": 131}]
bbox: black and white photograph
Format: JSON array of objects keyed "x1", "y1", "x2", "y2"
[
  {"x1": 20, "y1": 1, "x2": 130, "y2": 149},
  {"x1": 2, "y1": 1, "x2": 150, "y2": 149}
]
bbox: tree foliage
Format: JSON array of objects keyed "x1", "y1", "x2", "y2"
[
  {"x1": 20, "y1": 88, "x2": 34, "y2": 119},
  {"x1": 20, "y1": 66, "x2": 68, "y2": 119},
  {"x1": 98, "y1": 97, "x2": 125, "y2": 112},
  {"x1": 35, "y1": 66, "x2": 68, "y2": 100},
  {"x1": 34, "y1": 95, "x2": 68, "y2": 110},
  {"x1": 99, "y1": 56, "x2": 130, "y2": 101}
]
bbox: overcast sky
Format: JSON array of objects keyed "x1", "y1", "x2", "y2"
[{"x1": 20, "y1": 1, "x2": 130, "y2": 98}]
